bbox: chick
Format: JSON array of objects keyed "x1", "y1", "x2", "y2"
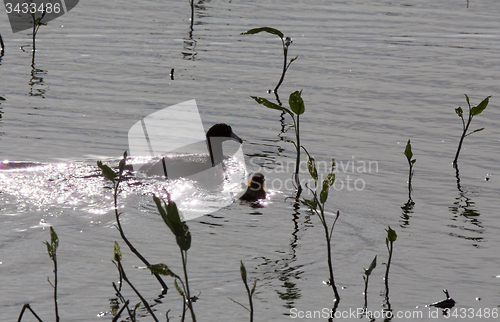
[{"x1": 239, "y1": 173, "x2": 267, "y2": 202}]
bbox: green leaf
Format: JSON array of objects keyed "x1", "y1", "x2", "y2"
[
  {"x1": 465, "y1": 127, "x2": 484, "y2": 137},
  {"x1": 240, "y1": 260, "x2": 247, "y2": 283},
  {"x1": 470, "y1": 95, "x2": 491, "y2": 116},
  {"x1": 174, "y1": 279, "x2": 185, "y2": 297},
  {"x1": 464, "y1": 94, "x2": 470, "y2": 105},
  {"x1": 50, "y1": 226, "x2": 59, "y2": 250},
  {"x1": 114, "y1": 241, "x2": 122, "y2": 262},
  {"x1": 455, "y1": 106, "x2": 463, "y2": 118},
  {"x1": 320, "y1": 173, "x2": 335, "y2": 204},
  {"x1": 386, "y1": 226, "x2": 397, "y2": 243},
  {"x1": 153, "y1": 195, "x2": 191, "y2": 251},
  {"x1": 241, "y1": 27, "x2": 284, "y2": 39},
  {"x1": 134, "y1": 302, "x2": 141, "y2": 309},
  {"x1": 251, "y1": 280, "x2": 257, "y2": 295},
  {"x1": 289, "y1": 90, "x2": 305, "y2": 115},
  {"x1": 97, "y1": 161, "x2": 117, "y2": 183},
  {"x1": 302, "y1": 197, "x2": 317, "y2": 211},
  {"x1": 307, "y1": 157, "x2": 318, "y2": 184},
  {"x1": 148, "y1": 263, "x2": 180, "y2": 279},
  {"x1": 364, "y1": 255, "x2": 377, "y2": 276},
  {"x1": 45, "y1": 226, "x2": 58, "y2": 260},
  {"x1": 251, "y1": 96, "x2": 293, "y2": 116},
  {"x1": 45, "y1": 242, "x2": 53, "y2": 259},
  {"x1": 404, "y1": 139, "x2": 413, "y2": 161}
]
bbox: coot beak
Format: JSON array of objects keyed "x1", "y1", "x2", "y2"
[{"x1": 230, "y1": 131, "x2": 243, "y2": 144}]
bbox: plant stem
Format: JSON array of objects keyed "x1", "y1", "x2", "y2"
[
  {"x1": 53, "y1": 252, "x2": 59, "y2": 322},
  {"x1": 322, "y1": 210, "x2": 340, "y2": 301},
  {"x1": 294, "y1": 114, "x2": 302, "y2": 195},
  {"x1": 118, "y1": 261, "x2": 159, "y2": 322},
  {"x1": 242, "y1": 279, "x2": 254, "y2": 322},
  {"x1": 384, "y1": 241, "x2": 393, "y2": 299},
  {"x1": 274, "y1": 38, "x2": 288, "y2": 96},
  {"x1": 407, "y1": 160, "x2": 413, "y2": 200},
  {"x1": 453, "y1": 104, "x2": 472, "y2": 168},
  {"x1": 113, "y1": 178, "x2": 168, "y2": 292},
  {"x1": 17, "y1": 303, "x2": 44, "y2": 322},
  {"x1": 181, "y1": 250, "x2": 196, "y2": 322}
]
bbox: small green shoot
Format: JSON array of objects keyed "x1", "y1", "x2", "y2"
[
  {"x1": 383, "y1": 227, "x2": 397, "y2": 310},
  {"x1": 151, "y1": 195, "x2": 196, "y2": 322},
  {"x1": 112, "y1": 242, "x2": 159, "y2": 322},
  {"x1": 241, "y1": 27, "x2": 297, "y2": 98},
  {"x1": 453, "y1": 95, "x2": 491, "y2": 168},
  {"x1": 97, "y1": 152, "x2": 168, "y2": 291},
  {"x1": 230, "y1": 261, "x2": 256, "y2": 322},
  {"x1": 44, "y1": 226, "x2": 60, "y2": 322},
  {"x1": 404, "y1": 139, "x2": 416, "y2": 200},
  {"x1": 252, "y1": 90, "x2": 306, "y2": 194},
  {"x1": 30, "y1": 9, "x2": 47, "y2": 65},
  {"x1": 362, "y1": 255, "x2": 377, "y2": 314},
  {"x1": 301, "y1": 156, "x2": 340, "y2": 301}
]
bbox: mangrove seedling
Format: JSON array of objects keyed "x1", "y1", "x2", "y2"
[
  {"x1": 97, "y1": 152, "x2": 168, "y2": 291},
  {"x1": 252, "y1": 90, "x2": 305, "y2": 194},
  {"x1": 45, "y1": 226, "x2": 60, "y2": 322},
  {"x1": 151, "y1": 195, "x2": 196, "y2": 322},
  {"x1": 453, "y1": 94, "x2": 491, "y2": 168},
  {"x1": 362, "y1": 255, "x2": 377, "y2": 314},
  {"x1": 18, "y1": 227, "x2": 59, "y2": 322},
  {"x1": 112, "y1": 241, "x2": 159, "y2": 322},
  {"x1": 30, "y1": 9, "x2": 47, "y2": 66},
  {"x1": 404, "y1": 139, "x2": 416, "y2": 200},
  {"x1": 301, "y1": 156, "x2": 340, "y2": 301},
  {"x1": 230, "y1": 261, "x2": 257, "y2": 322},
  {"x1": 383, "y1": 226, "x2": 397, "y2": 310},
  {"x1": 241, "y1": 27, "x2": 297, "y2": 103}
]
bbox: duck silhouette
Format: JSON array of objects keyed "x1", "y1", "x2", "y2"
[
  {"x1": 141, "y1": 123, "x2": 243, "y2": 181},
  {"x1": 429, "y1": 289, "x2": 456, "y2": 309},
  {"x1": 240, "y1": 173, "x2": 267, "y2": 202}
]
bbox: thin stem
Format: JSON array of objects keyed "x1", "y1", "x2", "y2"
[
  {"x1": 242, "y1": 278, "x2": 254, "y2": 322},
  {"x1": 407, "y1": 160, "x2": 413, "y2": 200},
  {"x1": 294, "y1": 114, "x2": 302, "y2": 195},
  {"x1": 181, "y1": 250, "x2": 196, "y2": 322},
  {"x1": 323, "y1": 213, "x2": 340, "y2": 301},
  {"x1": 384, "y1": 241, "x2": 393, "y2": 299},
  {"x1": 118, "y1": 261, "x2": 159, "y2": 322},
  {"x1": 453, "y1": 102, "x2": 473, "y2": 168},
  {"x1": 113, "y1": 178, "x2": 168, "y2": 292},
  {"x1": 53, "y1": 252, "x2": 59, "y2": 322},
  {"x1": 274, "y1": 38, "x2": 288, "y2": 95},
  {"x1": 111, "y1": 299, "x2": 130, "y2": 322},
  {"x1": 17, "y1": 303, "x2": 44, "y2": 322}
]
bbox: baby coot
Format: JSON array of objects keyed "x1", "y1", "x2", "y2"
[{"x1": 239, "y1": 173, "x2": 267, "y2": 202}]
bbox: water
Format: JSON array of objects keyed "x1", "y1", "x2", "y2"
[{"x1": 1, "y1": 0, "x2": 499, "y2": 320}]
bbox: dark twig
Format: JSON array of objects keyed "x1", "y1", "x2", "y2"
[
  {"x1": 117, "y1": 259, "x2": 159, "y2": 322},
  {"x1": 17, "y1": 303, "x2": 43, "y2": 322},
  {"x1": 111, "y1": 300, "x2": 130, "y2": 322}
]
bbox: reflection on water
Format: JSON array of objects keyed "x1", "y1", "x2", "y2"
[
  {"x1": 0, "y1": 155, "x2": 246, "y2": 221},
  {"x1": 29, "y1": 67, "x2": 48, "y2": 98},
  {"x1": 400, "y1": 198, "x2": 415, "y2": 228},
  {"x1": 449, "y1": 165, "x2": 483, "y2": 247}
]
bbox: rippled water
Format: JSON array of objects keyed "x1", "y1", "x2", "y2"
[{"x1": 1, "y1": 0, "x2": 499, "y2": 321}]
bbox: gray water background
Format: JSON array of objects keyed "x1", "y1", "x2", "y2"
[{"x1": 0, "y1": 0, "x2": 499, "y2": 320}]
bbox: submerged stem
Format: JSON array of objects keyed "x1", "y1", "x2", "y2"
[{"x1": 181, "y1": 250, "x2": 196, "y2": 322}]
